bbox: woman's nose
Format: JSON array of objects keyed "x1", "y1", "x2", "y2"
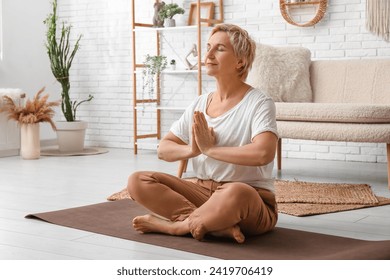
[{"x1": 205, "y1": 49, "x2": 215, "y2": 61}]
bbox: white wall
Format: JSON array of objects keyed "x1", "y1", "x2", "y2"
[
  {"x1": 2, "y1": 0, "x2": 390, "y2": 163},
  {"x1": 0, "y1": 0, "x2": 60, "y2": 140}
]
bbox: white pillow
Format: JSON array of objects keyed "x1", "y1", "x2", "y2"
[{"x1": 247, "y1": 43, "x2": 313, "y2": 102}]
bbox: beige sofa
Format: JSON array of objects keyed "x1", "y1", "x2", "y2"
[
  {"x1": 246, "y1": 44, "x2": 390, "y2": 189},
  {"x1": 253, "y1": 56, "x2": 390, "y2": 189}
]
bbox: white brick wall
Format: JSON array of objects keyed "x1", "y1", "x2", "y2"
[{"x1": 59, "y1": 0, "x2": 390, "y2": 162}]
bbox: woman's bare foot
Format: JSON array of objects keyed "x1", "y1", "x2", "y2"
[
  {"x1": 210, "y1": 225, "x2": 245, "y2": 243},
  {"x1": 132, "y1": 214, "x2": 189, "y2": 236},
  {"x1": 133, "y1": 215, "x2": 244, "y2": 243}
]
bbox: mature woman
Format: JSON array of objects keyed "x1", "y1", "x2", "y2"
[{"x1": 128, "y1": 23, "x2": 278, "y2": 243}]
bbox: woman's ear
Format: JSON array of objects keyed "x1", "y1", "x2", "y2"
[{"x1": 236, "y1": 59, "x2": 245, "y2": 70}]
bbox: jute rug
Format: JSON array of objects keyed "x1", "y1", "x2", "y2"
[
  {"x1": 25, "y1": 199, "x2": 390, "y2": 260},
  {"x1": 274, "y1": 180, "x2": 390, "y2": 216},
  {"x1": 107, "y1": 179, "x2": 390, "y2": 217},
  {"x1": 41, "y1": 147, "x2": 108, "y2": 157}
]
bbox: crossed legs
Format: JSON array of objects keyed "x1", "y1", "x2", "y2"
[{"x1": 127, "y1": 171, "x2": 277, "y2": 243}]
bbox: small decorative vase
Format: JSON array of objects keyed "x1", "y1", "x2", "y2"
[
  {"x1": 20, "y1": 123, "x2": 40, "y2": 160},
  {"x1": 164, "y1": 18, "x2": 176, "y2": 27}
]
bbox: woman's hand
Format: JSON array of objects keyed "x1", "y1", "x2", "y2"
[
  {"x1": 193, "y1": 111, "x2": 216, "y2": 154},
  {"x1": 190, "y1": 125, "x2": 201, "y2": 157},
  {"x1": 157, "y1": 131, "x2": 199, "y2": 162}
]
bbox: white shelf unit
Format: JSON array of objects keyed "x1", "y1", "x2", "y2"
[
  {"x1": 131, "y1": 0, "x2": 223, "y2": 154},
  {"x1": 134, "y1": 105, "x2": 187, "y2": 111},
  {"x1": 133, "y1": 69, "x2": 201, "y2": 74}
]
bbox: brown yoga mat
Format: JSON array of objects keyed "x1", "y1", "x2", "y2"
[{"x1": 26, "y1": 199, "x2": 390, "y2": 260}]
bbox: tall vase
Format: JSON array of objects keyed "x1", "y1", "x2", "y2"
[{"x1": 20, "y1": 123, "x2": 40, "y2": 160}]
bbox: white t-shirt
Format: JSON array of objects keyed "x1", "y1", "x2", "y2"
[{"x1": 170, "y1": 88, "x2": 278, "y2": 191}]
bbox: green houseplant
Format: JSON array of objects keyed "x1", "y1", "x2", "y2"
[
  {"x1": 142, "y1": 54, "x2": 167, "y2": 101},
  {"x1": 44, "y1": 0, "x2": 93, "y2": 122},
  {"x1": 158, "y1": 3, "x2": 185, "y2": 27},
  {"x1": 44, "y1": 0, "x2": 93, "y2": 152}
]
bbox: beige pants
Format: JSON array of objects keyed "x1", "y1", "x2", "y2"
[{"x1": 127, "y1": 171, "x2": 278, "y2": 240}]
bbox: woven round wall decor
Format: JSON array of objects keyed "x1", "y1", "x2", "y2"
[{"x1": 279, "y1": 0, "x2": 328, "y2": 27}]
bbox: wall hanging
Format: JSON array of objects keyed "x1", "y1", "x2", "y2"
[
  {"x1": 279, "y1": 0, "x2": 328, "y2": 27},
  {"x1": 366, "y1": 0, "x2": 390, "y2": 42}
]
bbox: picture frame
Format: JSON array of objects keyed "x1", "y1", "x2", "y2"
[{"x1": 188, "y1": 2, "x2": 215, "y2": 26}]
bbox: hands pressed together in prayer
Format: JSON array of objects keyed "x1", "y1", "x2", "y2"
[{"x1": 191, "y1": 111, "x2": 216, "y2": 157}]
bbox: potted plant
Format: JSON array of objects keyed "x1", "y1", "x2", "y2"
[
  {"x1": 158, "y1": 3, "x2": 185, "y2": 27},
  {"x1": 0, "y1": 88, "x2": 59, "y2": 159},
  {"x1": 142, "y1": 54, "x2": 167, "y2": 101},
  {"x1": 170, "y1": 59, "x2": 176, "y2": 70},
  {"x1": 44, "y1": 0, "x2": 93, "y2": 152}
]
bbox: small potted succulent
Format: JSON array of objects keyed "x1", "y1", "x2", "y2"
[
  {"x1": 170, "y1": 59, "x2": 176, "y2": 70},
  {"x1": 158, "y1": 3, "x2": 185, "y2": 27}
]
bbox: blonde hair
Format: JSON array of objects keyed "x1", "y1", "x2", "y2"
[{"x1": 210, "y1": 23, "x2": 256, "y2": 79}]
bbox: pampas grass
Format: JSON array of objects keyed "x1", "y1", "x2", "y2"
[{"x1": 0, "y1": 87, "x2": 60, "y2": 130}]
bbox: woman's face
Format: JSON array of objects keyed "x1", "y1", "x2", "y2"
[{"x1": 205, "y1": 31, "x2": 241, "y2": 78}]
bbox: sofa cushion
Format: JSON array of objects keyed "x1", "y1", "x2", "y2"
[
  {"x1": 247, "y1": 43, "x2": 313, "y2": 102},
  {"x1": 310, "y1": 59, "x2": 390, "y2": 104},
  {"x1": 276, "y1": 103, "x2": 390, "y2": 123},
  {"x1": 277, "y1": 121, "x2": 390, "y2": 143}
]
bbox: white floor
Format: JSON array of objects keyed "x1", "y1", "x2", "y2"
[{"x1": 0, "y1": 148, "x2": 389, "y2": 260}]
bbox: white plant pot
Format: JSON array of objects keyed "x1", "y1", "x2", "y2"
[
  {"x1": 164, "y1": 18, "x2": 176, "y2": 27},
  {"x1": 55, "y1": 121, "x2": 87, "y2": 153},
  {"x1": 174, "y1": 14, "x2": 186, "y2": 26},
  {"x1": 20, "y1": 123, "x2": 40, "y2": 160}
]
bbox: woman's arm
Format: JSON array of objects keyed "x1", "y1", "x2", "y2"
[
  {"x1": 204, "y1": 132, "x2": 278, "y2": 166},
  {"x1": 193, "y1": 111, "x2": 277, "y2": 166},
  {"x1": 157, "y1": 131, "x2": 200, "y2": 162}
]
